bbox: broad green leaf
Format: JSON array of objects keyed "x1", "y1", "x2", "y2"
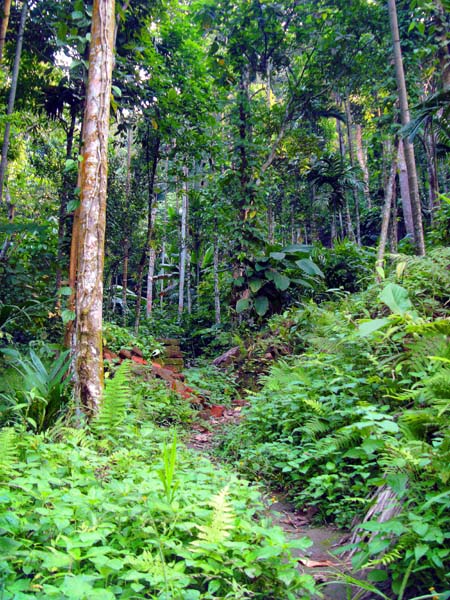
[
  {"x1": 249, "y1": 278, "x2": 264, "y2": 293},
  {"x1": 272, "y1": 271, "x2": 290, "y2": 291},
  {"x1": 295, "y1": 258, "x2": 324, "y2": 277},
  {"x1": 379, "y1": 283, "x2": 412, "y2": 315},
  {"x1": 61, "y1": 309, "x2": 76, "y2": 324},
  {"x1": 254, "y1": 296, "x2": 269, "y2": 316},
  {"x1": 358, "y1": 318, "x2": 390, "y2": 337},
  {"x1": 236, "y1": 298, "x2": 251, "y2": 313},
  {"x1": 281, "y1": 244, "x2": 311, "y2": 253},
  {"x1": 270, "y1": 252, "x2": 285, "y2": 261}
]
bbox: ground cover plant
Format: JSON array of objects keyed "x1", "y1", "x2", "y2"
[
  {"x1": 218, "y1": 254, "x2": 450, "y2": 598},
  {"x1": 0, "y1": 364, "x2": 316, "y2": 600}
]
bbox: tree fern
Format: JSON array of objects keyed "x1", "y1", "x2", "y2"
[
  {"x1": 191, "y1": 486, "x2": 235, "y2": 547},
  {"x1": 0, "y1": 428, "x2": 18, "y2": 479},
  {"x1": 93, "y1": 361, "x2": 132, "y2": 437}
]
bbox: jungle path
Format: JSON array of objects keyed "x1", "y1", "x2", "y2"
[{"x1": 188, "y1": 402, "x2": 353, "y2": 600}]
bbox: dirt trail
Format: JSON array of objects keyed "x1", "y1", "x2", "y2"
[{"x1": 188, "y1": 404, "x2": 353, "y2": 600}]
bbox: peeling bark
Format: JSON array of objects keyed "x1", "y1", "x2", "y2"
[{"x1": 74, "y1": 0, "x2": 115, "y2": 416}]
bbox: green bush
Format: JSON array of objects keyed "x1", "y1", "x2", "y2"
[{"x1": 0, "y1": 422, "x2": 316, "y2": 599}]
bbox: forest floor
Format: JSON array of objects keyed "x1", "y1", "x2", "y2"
[{"x1": 187, "y1": 401, "x2": 353, "y2": 600}]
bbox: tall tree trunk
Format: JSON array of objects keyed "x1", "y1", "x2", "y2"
[
  {"x1": 55, "y1": 111, "x2": 77, "y2": 305},
  {"x1": 73, "y1": 0, "x2": 115, "y2": 415},
  {"x1": 424, "y1": 121, "x2": 440, "y2": 223},
  {"x1": 186, "y1": 248, "x2": 192, "y2": 315},
  {"x1": 434, "y1": 0, "x2": 450, "y2": 89},
  {"x1": 388, "y1": 0, "x2": 425, "y2": 255},
  {"x1": 122, "y1": 126, "x2": 132, "y2": 325},
  {"x1": 178, "y1": 165, "x2": 188, "y2": 319},
  {"x1": 213, "y1": 238, "x2": 221, "y2": 325},
  {"x1": 0, "y1": 0, "x2": 27, "y2": 203},
  {"x1": 377, "y1": 141, "x2": 398, "y2": 278},
  {"x1": 397, "y1": 140, "x2": 415, "y2": 237},
  {"x1": 0, "y1": 0, "x2": 12, "y2": 62},
  {"x1": 355, "y1": 123, "x2": 371, "y2": 209},
  {"x1": 146, "y1": 247, "x2": 156, "y2": 317},
  {"x1": 345, "y1": 99, "x2": 361, "y2": 245},
  {"x1": 134, "y1": 133, "x2": 160, "y2": 332}
]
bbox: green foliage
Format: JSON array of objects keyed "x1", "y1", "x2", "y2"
[
  {"x1": 102, "y1": 322, "x2": 161, "y2": 360},
  {"x1": 0, "y1": 415, "x2": 316, "y2": 599},
  {"x1": 234, "y1": 243, "x2": 323, "y2": 318},
  {"x1": 313, "y1": 240, "x2": 375, "y2": 294},
  {"x1": 0, "y1": 345, "x2": 71, "y2": 431},
  {"x1": 0, "y1": 428, "x2": 18, "y2": 480},
  {"x1": 219, "y1": 274, "x2": 450, "y2": 597},
  {"x1": 184, "y1": 365, "x2": 238, "y2": 406},
  {"x1": 93, "y1": 361, "x2": 133, "y2": 439}
]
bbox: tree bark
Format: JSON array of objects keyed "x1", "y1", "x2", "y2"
[
  {"x1": 178, "y1": 165, "x2": 188, "y2": 319},
  {"x1": 73, "y1": 0, "x2": 115, "y2": 416},
  {"x1": 0, "y1": 0, "x2": 12, "y2": 62},
  {"x1": 0, "y1": 0, "x2": 27, "y2": 203},
  {"x1": 122, "y1": 126, "x2": 132, "y2": 325},
  {"x1": 345, "y1": 99, "x2": 361, "y2": 245},
  {"x1": 146, "y1": 247, "x2": 156, "y2": 317},
  {"x1": 388, "y1": 0, "x2": 425, "y2": 255},
  {"x1": 376, "y1": 141, "x2": 398, "y2": 278},
  {"x1": 55, "y1": 110, "x2": 77, "y2": 305},
  {"x1": 355, "y1": 123, "x2": 371, "y2": 209},
  {"x1": 434, "y1": 0, "x2": 450, "y2": 89},
  {"x1": 397, "y1": 140, "x2": 415, "y2": 237},
  {"x1": 213, "y1": 239, "x2": 221, "y2": 325},
  {"x1": 134, "y1": 132, "x2": 160, "y2": 332}
]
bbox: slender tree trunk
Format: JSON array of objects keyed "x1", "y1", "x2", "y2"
[
  {"x1": 434, "y1": 0, "x2": 450, "y2": 89},
  {"x1": 0, "y1": 0, "x2": 27, "y2": 203},
  {"x1": 178, "y1": 165, "x2": 188, "y2": 319},
  {"x1": 134, "y1": 133, "x2": 160, "y2": 332},
  {"x1": 0, "y1": 188, "x2": 14, "y2": 262},
  {"x1": 424, "y1": 122, "x2": 440, "y2": 223},
  {"x1": 345, "y1": 99, "x2": 361, "y2": 245},
  {"x1": 0, "y1": 0, "x2": 12, "y2": 62},
  {"x1": 397, "y1": 140, "x2": 415, "y2": 237},
  {"x1": 73, "y1": 0, "x2": 115, "y2": 415},
  {"x1": 377, "y1": 141, "x2": 398, "y2": 278},
  {"x1": 146, "y1": 247, "x2": 156, "y2": 317},
  {"x1": 388, "y1": 0, "x2": 425, "y2": 255},
  {"x1": 355, "y1": 123, "x2": 371, "y2": 208},
  {"x1": 55, "y1": 111, "x2": 77, "y2": 305},
  {"x1": 213, "y1": 238, "x2": 221, "y2": 325},
  {"x1": 186, "y1": 248, "x2": 192, "y2": 315},
  {"x1": 121, "y1": 126, "x2": 132, "y2": 325}
]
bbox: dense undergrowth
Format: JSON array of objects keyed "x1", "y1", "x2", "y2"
[
  {"x1": 218, "y1": 248, "x2": 450, "y2": 598},
  {"x1": 0, "y1": 363, "x2": 315, "y2": 600}
]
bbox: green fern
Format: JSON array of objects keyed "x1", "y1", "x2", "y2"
[
  {"x1": 93, "y1": 361, "x2": 132, "y2": 437},
  {"x1": 0, "y1": 428, "x2": 18, "y2": 479},
  {"x1": 192, "y1": 486, "x2": 235, "y2": 546}
]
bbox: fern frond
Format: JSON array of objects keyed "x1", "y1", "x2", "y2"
[
  {"x1": 93, "y1": 361, "x2": 132, "y2": 437},
  {"x1": 0, "y1": 428, "x2": 18, "y2": 479},
  {"x1": 363, "y1": 534, "x2": 414, "y2": 568},
  {"x1": 192, "y1": 486, "x2": 235, "y2": 546},
  {"x1": 299, "y1": 416, "x2": 332, "y2": 439}
]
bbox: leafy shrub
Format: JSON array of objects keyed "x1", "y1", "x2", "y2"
[
  {"x1": 313, "y1": 240, "x2": 375, "y2": 294},
  {"x1": 219, "y1": 281, "x2": 450, "y2": 597},
  {"x1": 184, "y1": 366, "x2": 238, "y2": 406},
  {"x1": 0, "y1": 422, "x2": 316, "y2": 599},
  {"x1": 103, "y1": 321, "x2": 161, "y2": 360},
  {"x1": 0, "y1": 345, "x2": 71, "y2": 431}
]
